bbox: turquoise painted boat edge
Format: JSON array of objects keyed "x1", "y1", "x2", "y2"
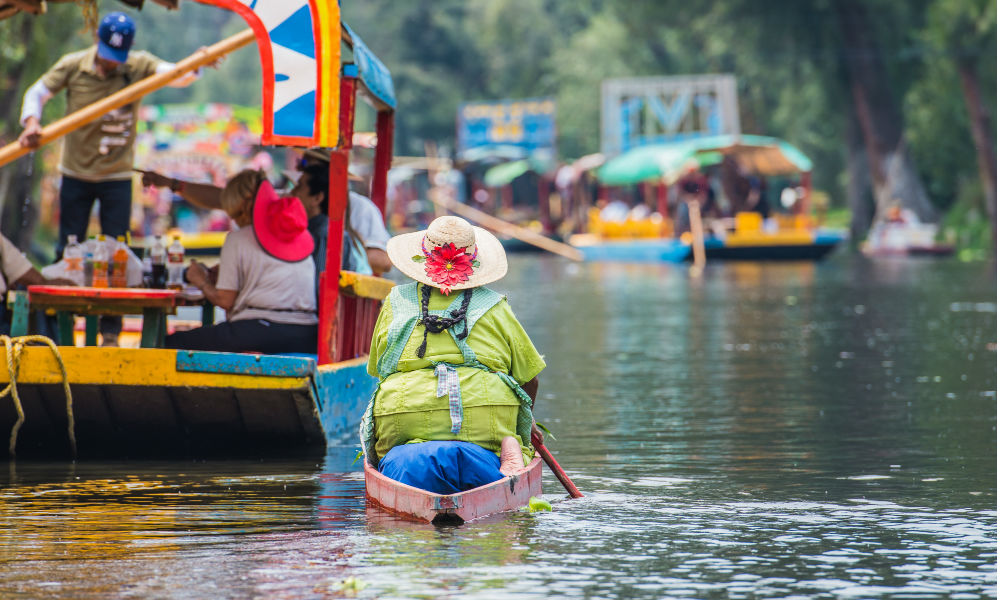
[
  {"x1": 314, "y1": 361, "x2": 377, "y2": 440},
  {"x1": 576, "y1": 239, "x2": 692, "y2": 263},
  {"x1": 343, "y1": 23, "x2": 396, "y2": 110},
  {"x1": 176, "y1": 351, "x2": 316, "y2": 377},
  {"x1": 814, "y1": 230, "x2": 848, "y2": 245}
]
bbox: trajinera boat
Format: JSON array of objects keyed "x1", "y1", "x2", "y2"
[
  {"x1": 0, "y1": 0, "x2": 397, "y2": 459},
  {"x1": 569, "y1": 135, "x2": 845, "y2": 263}
]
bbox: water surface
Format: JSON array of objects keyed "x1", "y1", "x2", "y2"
[{"x1": 2, "y1": 254, "x2": 995, "y2": 599}]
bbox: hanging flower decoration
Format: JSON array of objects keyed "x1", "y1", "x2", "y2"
[{"x1": 412, "y1": 239, "x2": 479, "y2": 294}]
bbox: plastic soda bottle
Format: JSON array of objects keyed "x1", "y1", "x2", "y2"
[
  {"x1": 91, "y1": 234, "x2": 109, "y2": 288},
  {"x1": 82, "y1": 237, "x2": 95, "y2": 286},
  {"x1": 63, "y1": 234, "x2": 84, "y2": 286},
  {"x1": 166, "y1": 235, "x2": 185, "y2": 290},
  {"x1": 150, "y1": 235, "x2": 167, "y2": 289},
  {"x1": 141, "y1": 248, "x2": 153, "y2": 288},
  {"x1": 111, "y1": 235, "x2": 129, "y2": 287}
]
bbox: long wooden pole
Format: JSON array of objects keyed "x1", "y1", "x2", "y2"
[
  {"x1": 687, "y1": 199, "x2": 706, "y2": 277},
  {"x1": 531, "y1": 427, "x2": 583, "y2": 498},
  {"x1": 0, "y1": 28, "x2": 256, "y2": 169},
  {"x1": 430, "y1": 194, "x2": 584, "y2": 261}
]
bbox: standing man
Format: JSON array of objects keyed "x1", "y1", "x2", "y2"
[{"x1": 18, "y1": 11, "x2": 206, "y2": 345}]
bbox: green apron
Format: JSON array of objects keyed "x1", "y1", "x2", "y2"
[{"x1": 360, "y1": 282, "x2": 535, "y2": 466}]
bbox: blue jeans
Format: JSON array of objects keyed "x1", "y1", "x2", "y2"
[
  {"x1": 379, "y1": 441, "x2": 503, "y2": 495},
  {"x1": 58, "y1": 176, "x2": 132, "y2": 339},
  {"x1": 57, "y1": 176, "x2": 132, "y2": 258}
]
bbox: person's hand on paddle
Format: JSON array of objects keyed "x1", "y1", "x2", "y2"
[
  {"x1": 18, "y1": 116, "x2": 42, "y2": 149},
  {"x1": 197, "y1": 47, "x2": 225, "y2": 70}
]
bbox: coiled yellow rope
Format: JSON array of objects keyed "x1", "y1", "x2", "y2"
[{"x1": 1, "y1": 335, "x2": 75, "y2": 458}]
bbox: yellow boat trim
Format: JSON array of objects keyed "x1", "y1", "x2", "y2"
[
  {"x1": 317, "y1": 354, "x2": 368, "y2": 374},
  {"x1": 2, "y1": 347, "x2": 309, "y2": 389},
  {"x1": 339, "y1": 271, "x2": 394, "y2": 301},
  {"x1": 724, "y1": 231, "x2": 815, "y2": 247}
]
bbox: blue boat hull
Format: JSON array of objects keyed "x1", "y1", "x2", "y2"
[{"x1": 574, "y1": 232, "x2": 843, "y2": 263}]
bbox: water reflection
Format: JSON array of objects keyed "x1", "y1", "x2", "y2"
[{"x1": 0, "y1": 256, "x2": 995, "y2": 599}]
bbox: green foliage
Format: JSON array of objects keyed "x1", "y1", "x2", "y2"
[
  {"x1": 940, "y1": 180, "x2": 995, "y2": 260},
  {"x1": 0, "y1": 0, "x2": 994, "y2": 232},
  {"x1": 908, "y1": 0, "x2": 997, "y2": 213}
]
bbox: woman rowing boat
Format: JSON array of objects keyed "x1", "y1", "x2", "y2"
[{"x1": 361, "y1": 216, "x2": 545, "y2": 494}]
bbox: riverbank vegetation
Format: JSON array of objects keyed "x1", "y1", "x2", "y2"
[{"x1": 0, "y1": 0, "x2": 994, "y2": 255}]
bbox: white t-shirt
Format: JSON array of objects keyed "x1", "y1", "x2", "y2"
[
  {"x1": 349, "y1": 191, "x2": 390, "y2": 250},
  {"x1": 0, "y1": 235, "x2": 34, "y2": 295},
  {"x1": 216, "y1": 227, "x2": 317, "y2": 326}
]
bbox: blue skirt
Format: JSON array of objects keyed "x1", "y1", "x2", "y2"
[{"x1": 379, "y1": 441, "x2": 504, "y2": 495}]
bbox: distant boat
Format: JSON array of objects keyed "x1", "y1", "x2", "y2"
[
  {"x1": 861, "y1": 216, "x2": 955, "y2": 257},
  {"x1": 569, "y1": 135, "x2": 846, "y2": 262}
]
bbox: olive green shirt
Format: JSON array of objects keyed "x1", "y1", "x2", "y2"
[
  {"x1": 367, "y1": 287, "x2": 546, "y2": 461},
  {"x1": 41, "y1": 46, "x2": 162, "y2": 181}
]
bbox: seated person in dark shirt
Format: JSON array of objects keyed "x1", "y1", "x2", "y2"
[
  {"x1": 289, "y1": 163, "x2": 374, "y2": 277},
  {"x1": 292, "y1": 151, "x2": 391, "y2": 276}
]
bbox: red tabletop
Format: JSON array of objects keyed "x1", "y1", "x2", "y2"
[
  {"x1": 28, "y1": 285, "x2": 179, "y2": 300},
  {"x1": 26, "y1": 285, "x2": 180, "y2": 315}
]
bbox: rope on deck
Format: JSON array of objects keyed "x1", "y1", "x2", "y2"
[{"x1": 1, "y1": 335, "x2": 75, "y2": 459}]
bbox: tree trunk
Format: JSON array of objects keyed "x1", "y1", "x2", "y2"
[
  {"x1": 0, "y1": 17, "x2": 42, "y2": 255},
  {"x1": 956, "y1": 59, "x2": 997, "y2": 239},
  {"x1": 0, "y1": 156, "x2": 39, "y2": 254},
  {"x1": 834, "y1": 0, "x2": 937, "y2": 225},
  {"x1": 846, "y1": 115, "x2": 873, "y2": 244}
]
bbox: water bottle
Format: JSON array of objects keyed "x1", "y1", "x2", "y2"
[
  {"x1": 141, "y1": 248, "x2": 153, "y2": 288},
  {"x1": 111, "y1": 235, "x2": 129, "y2": 287},
  {"x1": 83, "y1": 237, "x2": 95, "y2": 286},
  {"x1": 150, "y1": 235, "x2": 167, "y2": 289},
  {"x1": 91, "y1": 234, "x2": 109, "y2": 288},
  {"x1": 63, "y1": 234, "x2": 84, "y2": 286},
  {"x1": 166, "y1": 235, "x2": 185, "y2": 290}
]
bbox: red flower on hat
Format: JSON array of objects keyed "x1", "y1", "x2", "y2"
[{"x1": 423, "y1": 241, "x2": 477, "y2": 295}]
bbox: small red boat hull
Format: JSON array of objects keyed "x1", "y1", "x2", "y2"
[{"x1": 364, "y1": 457, "x2": 544, "y2": 524}]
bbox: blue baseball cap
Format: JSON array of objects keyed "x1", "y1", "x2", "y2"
[{"x1": 96, "y1": 12, "x2": 135, "y2": 64}]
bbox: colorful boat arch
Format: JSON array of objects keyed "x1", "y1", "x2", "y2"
[{"x1": 194, "y1": 0, "x2": 341, "y2": 148}]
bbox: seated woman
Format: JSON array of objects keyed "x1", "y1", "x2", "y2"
[
  {"x1": 360, "y1": 216, "x2": 546, "y2": 494},
  {"x1": 164, "y1": 170, "x2": 318, "y2": 354}
]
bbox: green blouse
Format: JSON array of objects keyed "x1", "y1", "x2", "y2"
[{"x1": 367, "y1": 286, "x2": 546, "y2": 462}]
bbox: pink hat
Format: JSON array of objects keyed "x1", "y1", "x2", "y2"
[{"x1": 252, "y1": 180, "x2": 314, "y2": 262}]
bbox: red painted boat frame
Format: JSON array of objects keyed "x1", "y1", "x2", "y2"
[{"x1": 364, "y1": 457, "x2": 544, "y2": 524}]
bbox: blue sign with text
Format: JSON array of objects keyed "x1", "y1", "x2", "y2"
[{"x1": 457, "y1": 98, "x2": 556, "y2": 152}]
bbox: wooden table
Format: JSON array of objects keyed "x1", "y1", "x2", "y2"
[{"x1": 9, "y1": 286, "x2": 212, "y2": 347}]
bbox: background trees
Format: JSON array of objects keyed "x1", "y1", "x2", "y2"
[{"x1": 1, "y1": 0, "x2": 995, "y2": 252}]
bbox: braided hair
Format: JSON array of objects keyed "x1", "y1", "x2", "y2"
[{"x1": 415, "y1": 283, "x2": 473, "y2": 358}]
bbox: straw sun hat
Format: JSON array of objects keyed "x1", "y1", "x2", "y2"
[{"x1": 387, "y1": 216, "x2": 507, "y2": 294}]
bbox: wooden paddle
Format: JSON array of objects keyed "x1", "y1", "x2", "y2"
[
  {"x1": 531, "y1": 426, "x2": 583, "y2": 498},
  {"x1": 431, "y1": 195, "x2": 585, "y2": 261},
  {"x1": 0, "y1": 29, "x2": 255, "y2": 169}
]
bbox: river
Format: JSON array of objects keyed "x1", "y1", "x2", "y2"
[{"x1": 1, "y1": 253, "x2": 996, "y2": 599}]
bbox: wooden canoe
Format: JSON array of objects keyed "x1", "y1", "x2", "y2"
[{"x1": 364, "y1": 456, "x2": 544, "y2": 524}]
